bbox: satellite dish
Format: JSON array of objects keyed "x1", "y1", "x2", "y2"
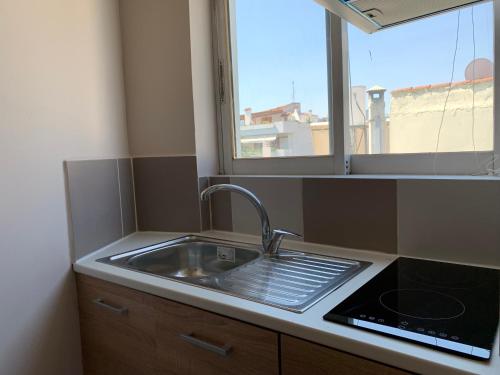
[{"x1": 465, "y1": 58, "x2": 493, "y2": 81}]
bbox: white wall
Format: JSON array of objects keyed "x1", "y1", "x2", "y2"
[{"x1": 0, "y1": 1, "x2": 129, "y2": 374}]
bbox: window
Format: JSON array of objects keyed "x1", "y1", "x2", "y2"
[
  {"x1": 233, "y1": 0, "x2": 331, "y2": 159},
  {"x1": 347, "y1": 2, "x2": 494, "y2": 156},
  {"x1": 213, "y1": 0, "x2": 496, "y2": 175}
]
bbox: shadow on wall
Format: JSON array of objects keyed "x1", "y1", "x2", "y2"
[
  {"x1": 0, "y1": 270, "x2": 82, "y2": 375},
  {"x1": 65, "y1": 159, "x2": 137, "y2": 261}
]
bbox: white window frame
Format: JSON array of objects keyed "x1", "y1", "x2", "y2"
[{"x1": 211, "y1": 0, "x2": 498, "y2": 176}]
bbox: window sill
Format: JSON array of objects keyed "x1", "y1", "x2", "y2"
[{"x1": 216, "y1": 174, "x2": 500, "y2": 181}]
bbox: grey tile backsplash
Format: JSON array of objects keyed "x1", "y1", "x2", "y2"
[
  {"x1": 66, "y1": 155, "x2": 500, "y2": 266},
  {"x1": 303, "y1": 178, "x2": 398, "y2": 253},
  {"x1": 397, "y1": 179, "x2": 500, "y2": 266},
  {"x1": 209, "y1": 176, "x2": 500, "y2": 266},
  {"x1": 208, "y1": 176, "x2": 233, "y2": 232},
  {"x1": 133, "y1": 156, "x2": 201, "y2": 232},
  {"x1": 229, "y1": 177, "x2": 303, "y2": 237},
  {"x1": 65, "y1": 159, "x2": 136, "y2": 260},
  {"x1": 198, "y1": 177, "x2": 211, "y2": 232},
  {"x1": 118, "y1": 158, "x2": 137, "y2": 236},
  {"x1": 207, "y1": 177, "x2": 396, "y2": 253}
]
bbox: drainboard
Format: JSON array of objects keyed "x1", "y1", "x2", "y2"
[
  {"x1": 217, "y1": 253, "x2": 370, "y2": 312},
  {"x1": 97, "y1": 235, "x2": 371, "y2": 313}
]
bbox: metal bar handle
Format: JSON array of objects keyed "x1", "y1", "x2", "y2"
[
  {"x1": 93, "y1": 298, "x2": 128, "y2": 315},
  {"x1": 179, "y1": 333, "x2": 232, "y2": 356}
]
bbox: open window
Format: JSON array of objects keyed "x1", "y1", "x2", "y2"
[
  {"x1": 212, "y1": 0, "x2": 496, "y2": 175},
  {"x1": 316, "y1": 0, "x2": 486, "y2": 33},
  {"x1": 347, "y1": 0, "x2": 495, "y2": 174}
]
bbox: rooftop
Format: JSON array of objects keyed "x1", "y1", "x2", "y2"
[{"x1": 392, "y1": 76, "x2": 493, "y2": 94}]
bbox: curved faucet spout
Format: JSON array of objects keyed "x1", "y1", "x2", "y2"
[
  {"x1": 201, "y1": 184, "x2": 303, "y2": 255},
  {"x1": 200, "y1": 184, "x2": 272, "y2": 250}
]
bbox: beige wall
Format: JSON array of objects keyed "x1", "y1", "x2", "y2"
[
  {"x1": 311, "y1": 123, "x2": 330, "y2": 155},
  {"x1": 389, "y1": 80, "x2": 494, "y2": 153},
  {"x1": 0, "y1": 1, "x2": 129, "y2": 374},
  {"x1": 120, "y1": 0, "x2": 197, "y2": 157}
]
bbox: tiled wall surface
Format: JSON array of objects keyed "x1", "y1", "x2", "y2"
[
  {"x1": 65, "y1": 156, "x2": 204, "y2": 260},
  {"x1": 208, "y1": 176, "x2": 397, "y2": 254},
  {"x1": 209, "y1": 176, "x2": 233, "y2": 231},
  {"x1": 65, "y1": 155, "x2": 500, "y2": 266},
  {"x1": 208, "y1": 176, "x2": 500, "y2": 266},
  {"x1": 132, "y1": 156, "x2": 202, "y2": 232},
  {"x1": 397, "y1": 179, "x2": 500, "y2": 266},
  {"x1": 65, "y1": 159, "x2": 136, "y2": 260},
  {"x1": 304, "y1": 178, "x2": 397, "y2": 253},
  {"x1": 118, "y1": 158, "x2": 137, "y2": 235},
  {"x1": 230, "y1": 177, "x2": 304, "y2": 238}
]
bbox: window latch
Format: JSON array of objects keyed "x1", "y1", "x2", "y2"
[{"x1": 218, "y1": 60, "x2": 225, "y2": 104}]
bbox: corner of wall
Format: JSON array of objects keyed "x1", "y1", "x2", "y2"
[
  {"x1": 189, "y1": 0, "x2": 219, "y2": 177},
  {"x1": 119, "y1": 0, "x2": 197, "y2": 157}
]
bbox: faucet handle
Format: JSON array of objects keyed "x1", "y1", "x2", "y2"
[
  {"x1": 272, "y1": 229, "x2": 303, "y2": 239},
  {"x1": 268, "y1": 229, "x2": 303, "y2": 256}
]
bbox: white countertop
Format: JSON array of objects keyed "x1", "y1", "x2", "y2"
[{"x1": 73, "y1": 231, "x2": 500, "y2": 375}]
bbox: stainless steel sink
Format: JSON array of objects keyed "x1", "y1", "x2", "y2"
[
  {"x1": 98, "y1": 235, "x2": 371, "y2": 313},
  {"x1": 126, "y1": 240, "x2": 259, "y2": 279}
]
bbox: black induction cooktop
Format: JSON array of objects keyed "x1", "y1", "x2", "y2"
[{"x1": 324, "y1": 257, "x2": 500, "y2": 360}]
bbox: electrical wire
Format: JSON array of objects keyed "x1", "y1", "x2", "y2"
[
  {"x1": 471, "y1": 6, "x2": 481, "y2": 173},
  {"x1": 354, "y1": 93, "x2": 368, "y2": 154},
  {"x1": 433, "y1": 10, "x2": 461, "y2": 175},
  {"x1": 348, "y1": 55, "x2": 357, "y2": 154}
]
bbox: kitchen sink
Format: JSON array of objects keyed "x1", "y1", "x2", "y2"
[
  {"x1": 98, "y1": 235, "x2": 371, "y2": 313},
  {"x1": 126, "y1": 240, "x2": 260, "y2": 279}
]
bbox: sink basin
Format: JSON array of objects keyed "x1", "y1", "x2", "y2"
[
  {"x1": 126, "y1": 240, "x2": 260, "y2": 279},
  {"x1": 98, "y1": 235, "x2": 371, "y2": 313},
  {"x1": 100, "y1": 236, "x2": 261, "y2": 281}
]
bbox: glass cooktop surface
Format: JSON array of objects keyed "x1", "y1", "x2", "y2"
[{"x1": 324, "y1": 257, "x2": 500, "y2": 360}]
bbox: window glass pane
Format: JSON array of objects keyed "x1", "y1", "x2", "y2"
[
  {"x1": 347, "y1": 1, "x2": 494, "y2": 155},
  {"x1": 233, "y1": 0, "x2": 330, "y2": 158}
]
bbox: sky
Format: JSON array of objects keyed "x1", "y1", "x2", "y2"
[{"x1": 235, "y1": 0, "x2": 494, "y2": 118}]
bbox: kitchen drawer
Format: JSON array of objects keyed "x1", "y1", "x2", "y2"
[
  {"x1": 77, "y1": 274, "x2": 279, "y2": 375},
  {"x1": 76, "y1": 274, "x2": 157, "y2": 375},
  {"x1": 154, "y1": 297, "x2": 279, "y2": 375},
  {"x1": 281, "y1": 335, "x2": 411, "y2": 375}
]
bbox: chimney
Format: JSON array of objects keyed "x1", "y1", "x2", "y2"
[
  {"x1": 367, "y1": 85, "x2": 386, "y2": 154},
  {"x1": 244, "y1": 107, "x2": 252, "y2": 125}
]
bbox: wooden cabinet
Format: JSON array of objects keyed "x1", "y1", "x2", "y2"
[
  {"x1": 154, "y1": 295, "x2": 278, "y2": 375},
  {"x1": 281, "y1": 335, "x2": 411, "y2": 375},
  {"x1": 77, "y1": 274, "x2": 157, "y2": 375},
  {"x1": 76, "y1": 274, "x2": 279, "y2": 375},
  {"x1": 77, "y1": 275, "x2": 410, "y2": 375}
]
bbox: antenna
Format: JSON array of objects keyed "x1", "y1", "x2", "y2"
[{"x1": 292, "y1": 81, "x2": 296, "y2": 103}]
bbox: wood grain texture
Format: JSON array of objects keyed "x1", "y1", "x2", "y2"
[
  {"x1": 76, "y1": 274, "x2": 157, "y2": 375},
  {"x1": 281, "y1": 335, "x2": 411, "y2": 375},
  {"x1": 76, "y1": 274, "x2": 279, "y2": 375},
  {"x1": 154, "y1": 295, "x2": 279, "y2": 375}
]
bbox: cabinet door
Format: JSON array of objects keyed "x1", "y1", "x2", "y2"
[
  {"x1": 281, "y1": 335, "x2": 411, "y2": 375},
  {"x1": 154, "y1": 297, "x2": 279, "y2": 375},
  {"x1": 76, "y1": 274, "x2": 157, "y2": 375}
]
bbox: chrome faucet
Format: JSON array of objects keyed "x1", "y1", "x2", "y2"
[{"x1": 200, "y1": 184, "x2": 302, "y2": 255}]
